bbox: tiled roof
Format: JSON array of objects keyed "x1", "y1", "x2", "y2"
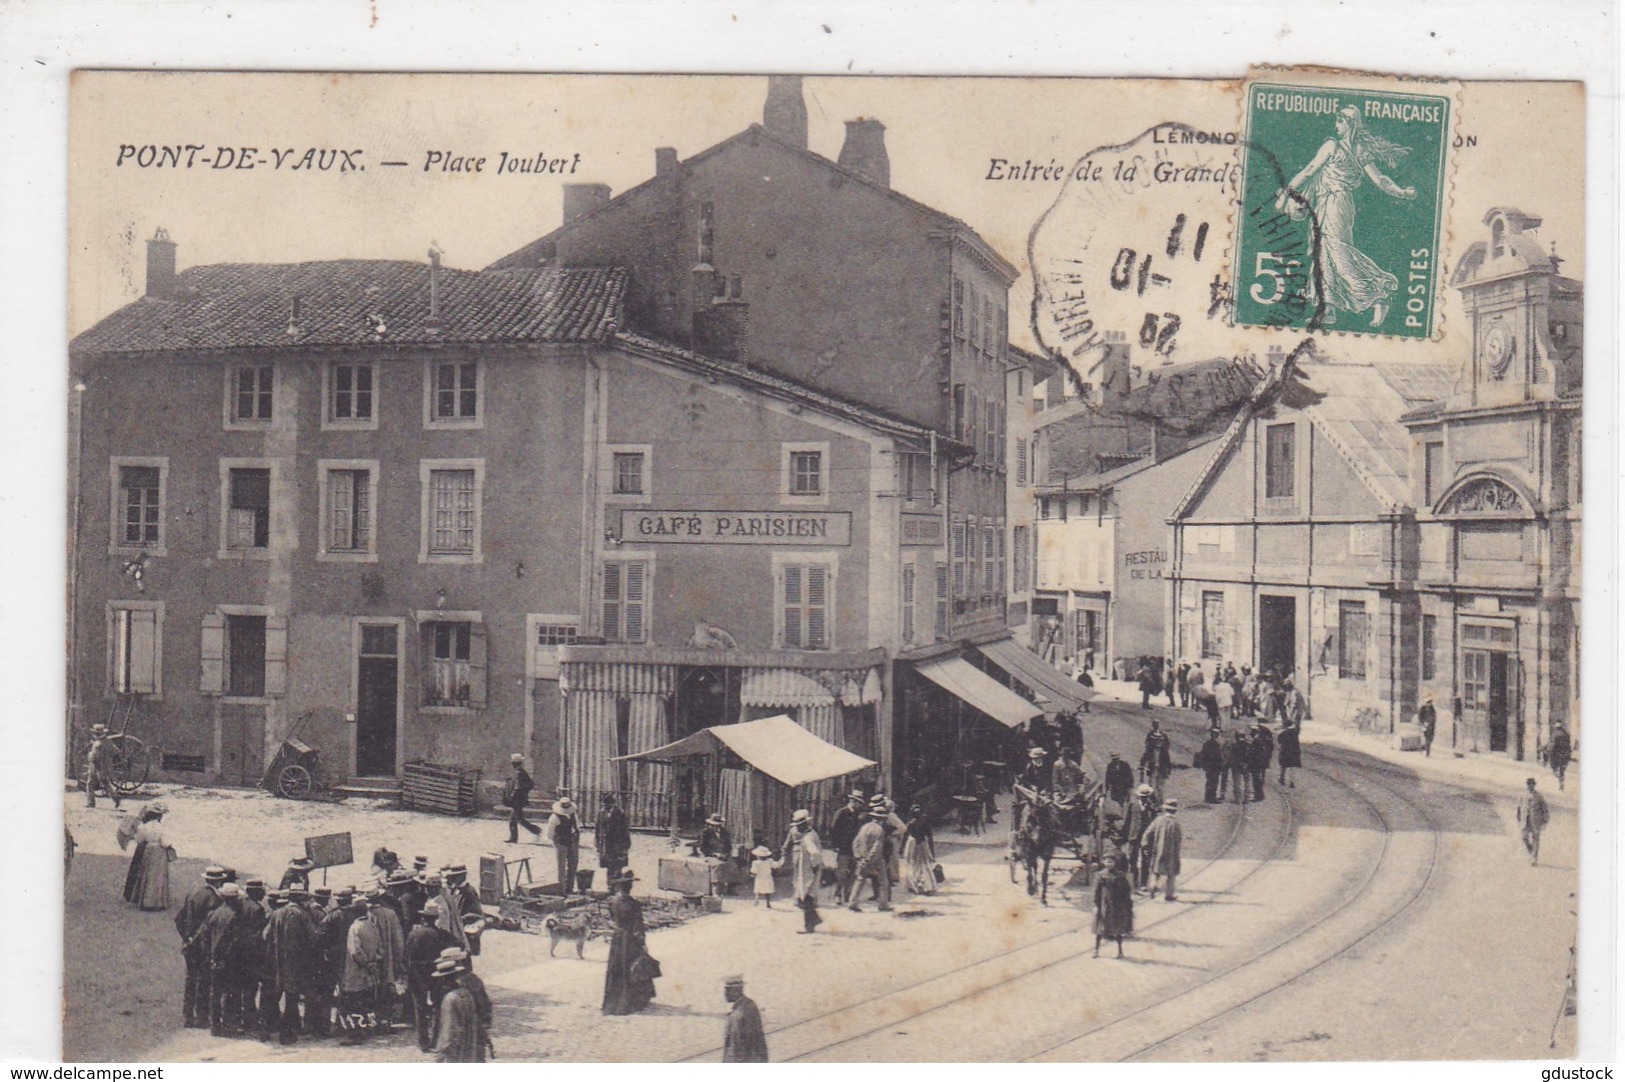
[{"x1": 71, "y1": 261, "x2": 626, "y2": 355}]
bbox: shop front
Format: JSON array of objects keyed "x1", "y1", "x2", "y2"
[{"x1": 557, "y1": 644, "x2": 885, "y2": 830}]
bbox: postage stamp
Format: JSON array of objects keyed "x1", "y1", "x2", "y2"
[{"x1": 1234, "y1": 80, "x2": 1453, "y2": 338}]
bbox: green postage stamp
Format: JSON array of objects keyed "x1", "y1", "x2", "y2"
[{"x1": 1235, "y1": 81, "x2": 1452, "y2": 339}]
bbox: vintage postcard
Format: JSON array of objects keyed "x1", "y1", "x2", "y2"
[{"x1": 63, "y1": 70, "x2": 1585, "y2": 1064}]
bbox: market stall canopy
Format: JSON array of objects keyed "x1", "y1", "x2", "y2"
[
  {"x1": 912, "y1": 656, "x2": 1043, "y2": 728},
  {"x1": 978, "y1": 637, "x2": 1096, "y2": 711},
  {"x1": 610, "y1": 715, "x2": 876, "y2": 788}
]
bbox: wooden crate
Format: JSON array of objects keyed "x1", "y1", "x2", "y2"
[{"x1": 402, "y1": 760, "x2": 482, "y2": 816}]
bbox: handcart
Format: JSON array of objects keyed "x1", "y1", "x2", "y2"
[{"x1": 261, "y1": 711, "x2": 319, "y2": 799}]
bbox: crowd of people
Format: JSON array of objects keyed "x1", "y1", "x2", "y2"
[{"x1": 160, "y1": 854, "x2": 495, "y2": 1061}]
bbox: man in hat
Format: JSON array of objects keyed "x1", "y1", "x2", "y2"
[
  {"x1": 366, "y1": 889, "x2": 407, "y2": 1024},
  {"x1": 406, "y1": 899, "x2": 458, "y2": 1052},
  {"x1": 201, "y1": 881, "x2": 247, "y2": 1036},
  {"x1": 279, "y1": 856, "x2": 315, "y2": 893},
  {"x1": 439, "y1": 864, "x2": 484, "y2": 956},
  {"x1": 432, "y1": 954, "x2": 487, "y2": 1062},
  {"x1": 722, "y1": 976, "x2": 768, "y2": 1063},
  {"x1": 175, "y1": 866, "x2": 226, "y2": 1028},
  {"x1": 1141, "y1": 721, "x2": 1172, "y2": 788},
  {"x1": 1143, "y1": 800, "x2": 1183, "y2": 901},
  {"x1": 503, "y1": 753, "x2": 542, "y2": 844},
  {"x1": 1193, "y1": 728, "x2": 1223, "y2": 804},
  {"x1": 1124, "y1": 784, "x2": 1162, "y2": 892},
  {"x1": 547, "y1": 798, "x2": 583, "y2": 894},
  {"x1": 1415, "y1": 693, "x2": 1438, "y2": 757},
  {"x1": 437, "y1": 947, "x2": 492, "y2": 1046},
  {"x1": 339, "y1": 894, "x2": 383, "y2": 1045},
  {"x1": 1104, "y1": 751, "x2": 1135, "y2": 806},
  {"x1": 595, "y1": 793, "x2": 632, "y2": 886},
  {"x1": 83, "y1": 723, "x2": 121, "y2": 810},
  {"x1": 1516, "y1": 778, "x2": 1551, "y2": 866},
  {"x1": 782, "y1": 809, "x2": 823, "y2": 933},
  {"x1": 388, "y1": 867, "x2": 424, "y2": 930},
  {"x1": 1249, "y1": 721, "x2": 1275, "y2": 802},
  {"x1": 846, "y1": 800, "x2": 892, "y2": 912},
  {"x1": 1018, "y1": 746, "x2": 1054, "y2": 793},
  {"x1": 1225, "y1": 728, "x2": 1251, "y2": 805},
  {"x1": 263, "y1": 886, "x2": 315, "y2": 1045},
  {"x1": 310, "y1": 887, "x2": 355, "y2": 1038},
  {"x1": 237, "y1": 879, "x2": 270, "y2": 1037},
  {"x1": 827, "y1": 791, "x2": 866, "y2": 904}
]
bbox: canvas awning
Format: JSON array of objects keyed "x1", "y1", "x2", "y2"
[
  {"x1": 610, "y1": 714, "x2": 875, "y2": 788},
  {"x1": 978, "y1": 636, "x2": 1096, "y2": 711},
  {"x1": 912, "y1": 656, "x2": 1043, "y2": 729}
]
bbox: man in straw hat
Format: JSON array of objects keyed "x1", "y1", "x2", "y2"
[
  {"x1": 547, "y1": 797, "x2": 583, "y2": 894},
  {"x1": 722, "y1": 975, "x2": 768, "y2": 1063},
  {"x1": 782, "y1": 809, "x2": 824, "y2": 933},
  {"x1": 846, "y1": 798, "x2": 893, "y2": 912},
  {"x1": 200, "y1": 881, "x2": 247, "y2": 1036},
  {"x1": 263, "y1": 885, "x2": 315, "y2": 1045},
  {"x1": 279, "y1": 856, "x2": 315, "y2": 893},
  {"x1": 405, "y1": 899, "x2": 458, "y2": 1052},
  {"x1": 175, "y1": 865, "x2": 227, "y2": 1027},
  {"x1": 503, "y1": 753, "x2": 542, "y2": 844},
  {"x1": 1143, "y1": 799, "x2": 1184, "y2": 901},
  {"x1": 83, "y1": 722, "x2": 123, "y2": 809}
]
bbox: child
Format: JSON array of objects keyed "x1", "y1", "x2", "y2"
[{"x1": 749, "y1": 845, "x2": 781, "y2": 907}]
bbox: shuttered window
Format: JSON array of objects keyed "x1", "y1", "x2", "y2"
[
  {"x1": 951, "y1": 520, "x2": 967, "y2": 599},
  {"x1": 934, "y1": 562, "x2": 950, "y2": 638},
  {"x1": 328, "y1": 469, "x2": 372, "y2": 552},
  {"x1": 602, "y1": 560, "x2": 649, "y2": 643},
  {"x1": 1016, "y1": 438, "x2": 1028, "y2": 486},
  {"x1": 982, "y1": 524, "x2": 996, "y2": 598},
  {"x1": 109, "y1": 605, "x2": 161, "y2": 695},
  {"x1": 1265, "y1": 422, "x2": 1296, "y2": 500},
  {"x1": 900, "y1": 563, "x2": 916, "y2": 643},
  {"x1": 780, "y1": 563, "x2": 831, "y2": 650}
]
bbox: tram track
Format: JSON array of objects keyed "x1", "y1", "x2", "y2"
[
  {"x1": 674, "y1": 702, "x2": 1294, "y2": 1063},
  {"x1": 1028, "y1": 728, "x2": 1446, "y2": 1062}
]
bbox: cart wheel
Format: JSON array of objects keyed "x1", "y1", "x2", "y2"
[
  {"x1": 278, "y1": 764, "x2": 313, "y2": 800},
  {"x1": 105, "y1": 734, "x2": 151, "y2": 794}
]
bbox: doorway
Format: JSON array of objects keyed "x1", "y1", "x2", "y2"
[
  {"x1": 1462, "y1": 647, "x2": 1512, "y2": 753},
  {"x1": 1259, "y1": 595, "x2": 1297, "y2": 680},
  {"x1": 356, "y1": 623, "x2": 399, "y2": 777}
]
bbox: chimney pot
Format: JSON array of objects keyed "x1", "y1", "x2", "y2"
[
  {"x1": 655, "y1": 147, "x2": 678, "y2": 179},
  {"x1": 763, "y1": 76, "x2": 809, "y2": 150},
  {"x1": 838, "y1": 118, "x2": 890, "y2": 188},
  {"x1": 563, "y1": 182, "x2": 612, "y2": 225},
  {"x1": 145, "y1": 227, "x2": 177, "y2": 299}
]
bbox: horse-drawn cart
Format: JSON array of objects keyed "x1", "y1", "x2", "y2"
[{"x1": 1009, "y1": 780, "x2": 1110, "y2": 905}]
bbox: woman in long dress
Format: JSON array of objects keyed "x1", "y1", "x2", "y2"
[
  {"x1": 901, "y1": 805, "x2": 938, "y2": 896},
  {"x1": 1093, "y1": 851, "x2": 1134, "y2": 959},
  {"x1": 601, "y1": 872, "x2": 656, "y2": 1015},
  {"x1": 1274, "y1": 105, "x2": 1418, "y2": 328},
  {"x1": 122, "y1": 802, "x2": 172, "y2": 910}
]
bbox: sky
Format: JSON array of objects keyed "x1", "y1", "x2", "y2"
[{"x1": 70, "y1": 73, "x2": 1585, "y2": 374}]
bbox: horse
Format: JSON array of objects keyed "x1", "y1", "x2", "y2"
[{"x1": 1010, "y1": 784, "x2": 1062, "y2": 905}]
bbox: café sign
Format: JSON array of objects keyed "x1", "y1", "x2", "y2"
[{"x1": 620, "y1": 509, "x2": 852, "y2": 546}]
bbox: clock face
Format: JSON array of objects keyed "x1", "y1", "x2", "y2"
[{"x1": 1484, "y1": 324, "x2": 1514, "y2": 379}]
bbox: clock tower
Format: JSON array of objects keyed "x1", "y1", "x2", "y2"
[{"x1": 1448, "y1": 207, "x2": 1583, "y2": 409}]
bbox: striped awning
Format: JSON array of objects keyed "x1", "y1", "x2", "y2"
[
  {"x1": 740, "y1": 669, "x2": 837, "y2": 708},
  {"x1": 978, "y1": 637, "x2": 1096, "y2": 712}
]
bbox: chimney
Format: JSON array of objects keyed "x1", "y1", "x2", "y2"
[
  {"x1": 763, "y1": 76, "x2": 809, "y2": 149},
  {"x1": 562, "y1": 182, "x2": 612, "y2": 225},
  {"x1": 838, "y1": 118, "x2": 890, "y2": 187},
  {"x1": 426, "y1": 242, "x2": 444, "y2": 332},
  {"x1": 145, "y1": 227, "x2": 177, "y2": 299},
  {"x1": 655, "y1": 146, "x2": 678, "y2": 179},
  {"x1": 694, "y1": 296, "x2": 750, "y2": 365},
  {"x1": 1099, "y1": 330, "x2": 1131, "y2": 413}
]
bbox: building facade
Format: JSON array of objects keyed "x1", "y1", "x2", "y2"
[{"x1": 1167, "y1": 207, "x2": 1580, "y2": 757}]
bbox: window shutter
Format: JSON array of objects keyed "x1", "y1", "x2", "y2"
[
  {"x1": 128, "y1": 609, "x2": 159, "y2": 694},
  {"x1": 602, "y1": 562, "x2": 622, "y2": 640},
  {"x1": 263, "y1": 615, "x2": 289, "y2": 697},
  {"x1": 806, "y1": 565, "x2": 828, "y2": 649},
  {"x1": 782, "y1": 565, "x2": 803, "y2": 648},
  {"x1": 1017, "y1": 438, "x2": 1028, "y2": 485},
  {"x1": 952, "y1": 520, "x2": 966, "y2": 598},
  {"x1": 624, "y1": 561, "x2": 647, "y2": 643},
  {"x1": 329, "y1": 471, "x2": 352, "y2": 550},
  {"x1": 467, "y1": 622, "x2": 489, "y2": 707},
  {"x1": 200, "y1": 613, "x2": 225, "y2": 695},
  {"x1": 901, "y1": 564, "x2": 915, "y2": 643},
  {"x1": 953, "y1": 385, "x2": 967, "y2": 440},
  {"x1": 935, "y1": 562, "x2": 949, "y2": 638}
]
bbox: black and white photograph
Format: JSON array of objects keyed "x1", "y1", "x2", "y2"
[{"x1": 6, "y1": 2, "x2": 1616, "y2": 1068}]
